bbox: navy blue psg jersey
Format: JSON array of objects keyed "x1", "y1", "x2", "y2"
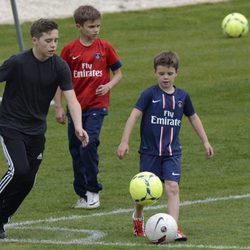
[{"x1": 135, "y1": 84, "x2": 195, "y2": 156}]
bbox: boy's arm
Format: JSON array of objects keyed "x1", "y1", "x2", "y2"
[
  {"x1": 117, "y1": 108, "x2": 142, "y2": 159},
  {"x1": 96, "y1": 68, "x2": 122, "y2": 96},
  {"x1": 188, "y1": 113, "x2": 214, "y2": 158},
  {"x1": 54, "y1": 87, "x2": 66, "y2": 124},
  {"x1": 62, "y1": 89, "x2": 89, "y2": 147}
]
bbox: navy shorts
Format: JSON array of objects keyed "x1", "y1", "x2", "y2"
[{"x1": 139, "y1": 154, "x2": 182, "y2": 183}]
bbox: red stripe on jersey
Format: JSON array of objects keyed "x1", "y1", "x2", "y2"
[
  {"x1": 162, "y1": 94, "x2": 166, "y2": 109},
  {"x1": 172, "y1": 95, "x2": 175, "y2": 110},
  {"x1": 168, "y1": 127, "x2": 173, "y2": 156},
  {"x1": 159, "y1": 126, "x2": 164, "y2": 156}
]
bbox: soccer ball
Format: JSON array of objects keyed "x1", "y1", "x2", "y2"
[
  {"x1": 222, "y1": 13, "x2": 249, "y2": 37},
  {"x1": 145, "y1": 213, "x2": 178, "y2": 244},
  {"x1": 129, "y1": 171, "x2": 163, "y2": 206}
]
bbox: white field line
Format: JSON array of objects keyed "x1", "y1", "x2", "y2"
[
  {"x1": 93, "y1": 242, "x2": 250, "y2": 249},
  {"x1": 4, "y1": 239, "x2": 250, "y2": 250},
  {"x1": 6, "y1": 226, "x2": 105, "y2": 244},
  {"x1": 8, "y1": 193, "x2": 250, "y2": 228},
  {"x1": 2, "y1": 193, "x2": 250, "y2": 249}
]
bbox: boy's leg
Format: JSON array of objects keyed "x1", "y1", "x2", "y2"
[
  {"x1": 164, "y1": 180, "x2": 180, "y2": 222},
  {"x1": 67, "y1": 115, "x2": 87, "y2": 199},
  {"x1": 0, "y1": 129, "x2": 44, "y2": 237},
  {"x1": 81, "y1": 108, "x2": 107, "y2": 193},
  {"x1": 162, "y1": 155, "x2": 187, "y2": 241},
  {"x1": 81, "y1": 110, "x2": 105, "y2": 193},
  {"x1": 73, "y1": 109, "x2": 107, "y2": 209},
  {"x1": 132, "y1": 154, "x2": 162, "y2": 237},
  {"x1": 133, "y1": 203, "x2": 145, "y2": 237}
]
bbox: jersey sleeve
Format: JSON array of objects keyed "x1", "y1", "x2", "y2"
[
  {"x1": 135, "y1": 88, "x2": 152, "y2": 112},
  {"x1": 105, "y1": 41, "x2": 122, "y2": 71},
  {"x1": 57, "y1": 60, "x2": 73, "y2": 91},
  {"x1": 183, "y1": 93, "x2": 195, "y2": 117},
  {"x1": 60, "y1": 45, "x2": 69, "y2": 61},
  {"x1": 0, "y1": 55, "x2": 16, "y2": 83}
]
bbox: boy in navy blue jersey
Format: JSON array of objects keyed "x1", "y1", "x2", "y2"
[{"x1": 117, "y1": 51, "x2": 214, "y2": 241}]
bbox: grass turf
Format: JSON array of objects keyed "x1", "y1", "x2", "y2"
[{"x1": 0, "y1": 0, "x2": 249, "y2": 249}]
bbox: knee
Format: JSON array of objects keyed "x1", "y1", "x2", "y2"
[
  {"x1": 13, "y1": 162, "x2": 31, "y2": 180},
  {"x1": 14, "y1": 168, "x2": 35, "y2": 189},
  {"x1": 165, "y1": 181, "x2": 179, "y2": 197}
]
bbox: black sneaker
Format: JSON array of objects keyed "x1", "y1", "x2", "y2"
[{"x1": 0, "y1": 223, "x2": 7, "y2": 239}]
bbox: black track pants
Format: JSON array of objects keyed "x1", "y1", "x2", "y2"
[{"x1": 0, "y1": 127, "x2": 45, "y2": 223}]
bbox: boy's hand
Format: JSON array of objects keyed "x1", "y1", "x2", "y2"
[
  {"x1": 117, "y1": 142, "x2": 129, "y2": 159},
  {"x1": 204, "y1": 142, "x2": 214, "y2": 158},
  {"x1": 55, "y1": 106, "x2": 66, "y2": 124},
  {"x1": 96, "y1": 84, "x2": 110, "y2": 96},
  {"x1": 75, "y1": 129, "x2": 89, "y2": 147}
]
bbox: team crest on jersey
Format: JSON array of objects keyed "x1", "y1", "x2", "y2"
[
  {"x1": 95, "y1": 52, "x2": 101, "y2": 60},
  {"x1": 177, "y1": 100, "x2": 183, "y2": 108}
]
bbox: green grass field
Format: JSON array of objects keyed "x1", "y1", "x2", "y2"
[{"x1": 0, "y1": 0, "x2": 250, "y2": 249}]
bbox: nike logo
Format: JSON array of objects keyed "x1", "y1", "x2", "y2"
[
  {"x1": 172, "y1": 172, "x2": 180, "y2": 176},
  {"x1": 155, "y1": 217, "x2": 164, "y2": 230},
  {"x1": 152, "y1": 99, "x2": 161, "y2": 103},
  {"x1": 72, "y1": 55, "x2": 80, "y2": 60}
]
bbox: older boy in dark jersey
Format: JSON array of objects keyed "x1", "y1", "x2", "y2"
[
  {"x1": 0, "y1": 18, "x2": 89, "y2": 239},
  {"x1": 117, "y1": 51, "x2": 214, "y2": 241},
  {"x1": 55, "y1": 5, "x2": 122, "y2": 209}
]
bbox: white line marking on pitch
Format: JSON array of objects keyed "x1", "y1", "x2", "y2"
[
  {"x1": 93, "y1": 242, "x2": 250, "y2": 249},
  {"x1": 6, "y1": 226, "x2": 105, "y2": 244},
  {"x1": 8, "y1": 193, "x2": 250, "y2": 227},
  {"x1": 3, "y1": 193, "x2": 250, "y2": 249}
]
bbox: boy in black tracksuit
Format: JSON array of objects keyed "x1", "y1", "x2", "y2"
[{"x1": 0, "y1": 18, "x2": 89, "y2": 239}]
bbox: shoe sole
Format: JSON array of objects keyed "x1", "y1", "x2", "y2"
[
  {"x1": 73, "y1": 202, "x2": 100, "y2": 209},
  {"x1": 175, "y1": 237, "x2": 188, "y2": 241}
]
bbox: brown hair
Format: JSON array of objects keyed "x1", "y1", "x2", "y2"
[
  {"x1": 74, "y1": 5, "x2": 101, "y2": 25},
  {"x1": 153, "y1": 51, "x2": 179, "y2": 71},
  {"x1": 30, "y1": 18, "x2": 58, "y2": 38}
]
